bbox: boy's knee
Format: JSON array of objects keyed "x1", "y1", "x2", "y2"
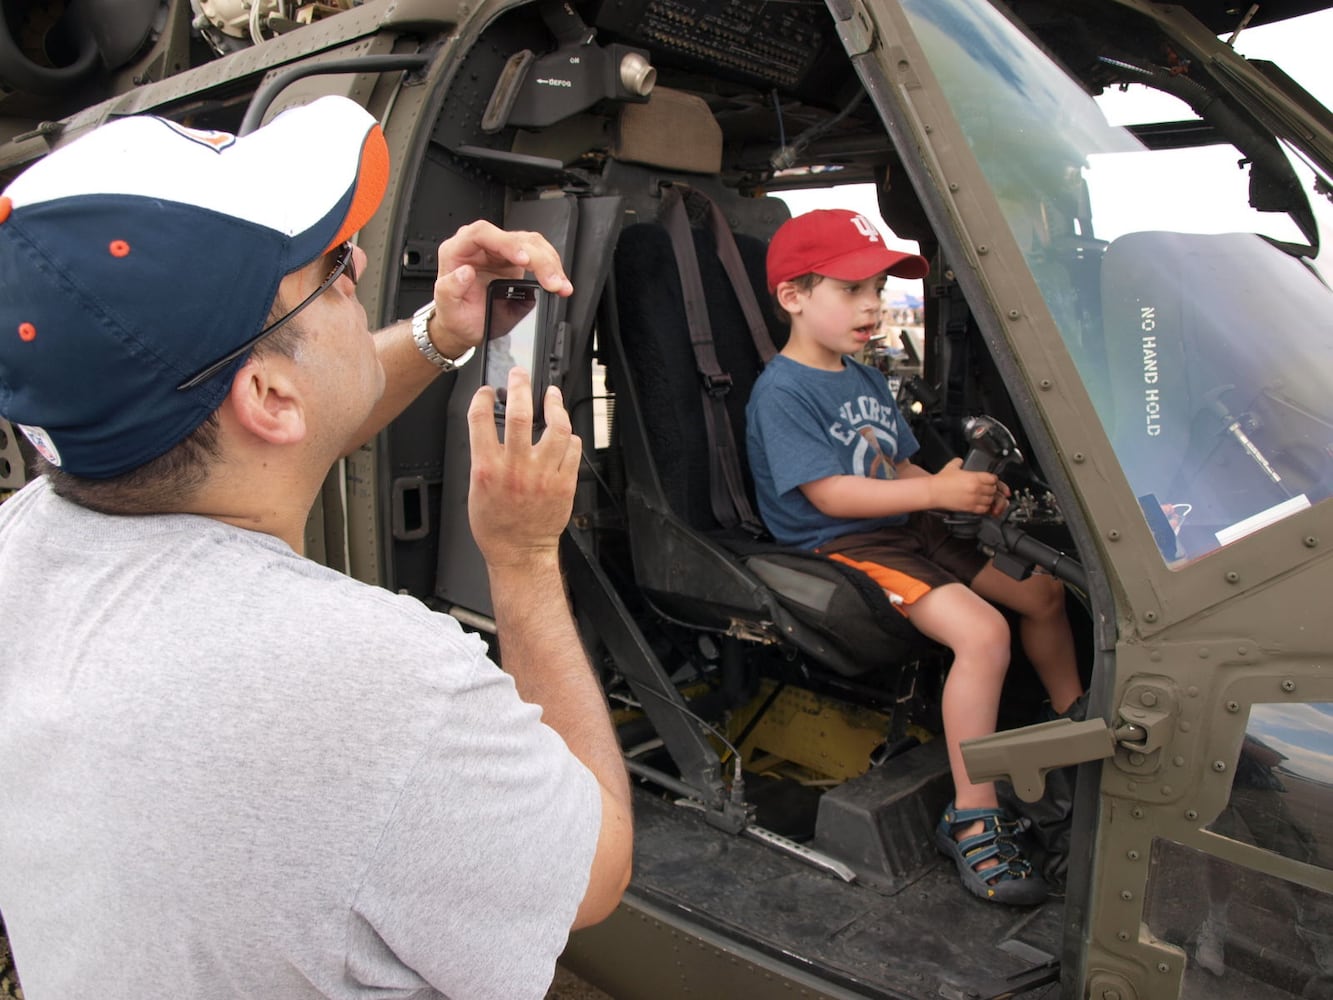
[
  {"x1": 1030, "y1": 573, "x2": 1066, "y2": 618},
  {"x1": 957, "y1": 604, "x2": 1010, "y2": 666}
]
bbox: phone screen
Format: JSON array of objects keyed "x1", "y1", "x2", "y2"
[{"x1": 483, "y1": 280, "x2": 546, "y2": 402}]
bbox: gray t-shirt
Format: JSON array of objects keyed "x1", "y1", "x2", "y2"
[{"x1": 0, "y1": 478, "x2": 601, "y2": 1000}]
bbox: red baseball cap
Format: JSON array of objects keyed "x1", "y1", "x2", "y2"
[{"x1": 766, "y1": 208, "x2": 929, "y2": 291}]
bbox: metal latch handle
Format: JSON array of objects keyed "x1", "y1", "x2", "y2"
[{"x1": 961, "y1": 718, "x2": 1117, "y2": 802}]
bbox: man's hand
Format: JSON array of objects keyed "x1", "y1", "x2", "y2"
[
  {"x1": 470, "y1": 366, "x2": 631, "y2": 930},
  {"x1": 428, "y1": 221, "x2": 574, "y2": 361},
  {"x1": 928, "y1": 457, "x2": 1000, "y2": 515},
  {"x1": 467, "y1": 367, "x2": 581, "y2": 569}
]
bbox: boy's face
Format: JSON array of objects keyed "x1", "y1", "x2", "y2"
[{"x1": 778, "y1": 271, "x2": 886, "y2": 362}]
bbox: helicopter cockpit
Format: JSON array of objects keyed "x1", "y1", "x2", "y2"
[{"x1": 3, "y1": 0, "x2": 1332, "y2": 997}]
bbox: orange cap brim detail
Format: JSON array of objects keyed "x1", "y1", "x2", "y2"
[{"x1": 326, "y1": 123, "x2": 390, "y2": 252}]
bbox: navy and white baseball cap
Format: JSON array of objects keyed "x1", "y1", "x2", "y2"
[{"x1": 0, "y1": 95, "x2": 389, "y2": 479}]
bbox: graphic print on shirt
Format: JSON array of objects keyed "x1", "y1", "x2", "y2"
[{"x1": 828, "y1": 394, "x2": 901, "y2": 480}]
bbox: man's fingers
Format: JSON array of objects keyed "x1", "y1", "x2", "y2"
[
  {"x1": 541, "y1": 385, "x2": 571, "y2": 434},
  {"x1": 467, "y1": 384, "x2": 502, "y2": 460},
  {"x1": 438, "y1": 222, "x2": 572, "y2": 297},
  {"x1": 502, "y1": 366, "x2": 536, "y2": 443},
  {"x1": 485, "y1": 228, "x2": 570, "y2": 295},
  {"x1": 538, "y1": 386, "x2": 582, "y2": 472},
  {"x1": 562, "y1": 431, "x2": 583, "y2": 475},
  {"x1": 438, "y1": 264, "x2": 475, "y2": 305}
]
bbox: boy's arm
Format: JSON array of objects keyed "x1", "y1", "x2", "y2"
[{"x1": 799, "y1": 457, "x2": 998, "y2": 518}]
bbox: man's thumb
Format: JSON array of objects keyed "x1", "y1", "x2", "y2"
[{"x1": 439, "y1": 264, "x2": 474, "y2": 302}]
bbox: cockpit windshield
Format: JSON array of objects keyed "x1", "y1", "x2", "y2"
[{"x1": 902, "y1": 0, "x2": 1333, "y2": 567}]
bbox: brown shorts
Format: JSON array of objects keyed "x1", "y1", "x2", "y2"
[{"x1": 815, "y1": 513, "x2": 988, "y2": 613}]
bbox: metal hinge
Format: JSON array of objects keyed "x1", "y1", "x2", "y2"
[{"x1": 829, "y1": 0, "x2": 877, "y2": 57}]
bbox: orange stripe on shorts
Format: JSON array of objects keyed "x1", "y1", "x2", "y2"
[{"x1": 826, "y1": 553, "x2": 933, "y2": 616}]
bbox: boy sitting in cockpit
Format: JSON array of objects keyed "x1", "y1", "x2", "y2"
[{"x1": 747, "y1": 209, "x2": 1084, "y2": 905}]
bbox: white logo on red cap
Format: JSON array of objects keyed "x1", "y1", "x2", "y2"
[
  {"x1": 18, "y1": 424, "x2": 61, "y2": 466},
  {"x1": 850, "y1": 214, "x2": 881, "y2": 242}
]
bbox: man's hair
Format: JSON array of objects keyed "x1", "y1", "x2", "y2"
[
  {"x1": 770, "y1": 273, "x2": 823, "y2": 326},
  {"x1": 42, "y1": 302, "x2": 308, "y2": 515}
]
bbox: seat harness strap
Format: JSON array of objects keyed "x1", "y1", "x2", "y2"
[{"x1": 659, "y1": 185, "x2": 773, "y2": 534}]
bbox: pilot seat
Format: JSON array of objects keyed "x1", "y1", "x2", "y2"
[
  {"x1": 606, "y1": 183, "x2": 930, "y2": 682},
  {"x1": 593, "y1": 89, "x2": 973, "y2": 886}
]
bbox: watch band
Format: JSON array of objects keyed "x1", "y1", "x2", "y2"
[{"x1": 411, "y1": 301, "x2": 474, "y2": 372}]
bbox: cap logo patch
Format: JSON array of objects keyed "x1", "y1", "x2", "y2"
[
  {"x1": 17, "y1": 322, "x2": 36, "y2": 342},
  {"x1": 850, "y1": 214, "x2": 880, "y2": 242},
  {"x1": 159, "y1": 120, "x2": 236, "y2": 153},
  {"x1": 18, "y1": 424, "x2": 61, "y2": 466}
]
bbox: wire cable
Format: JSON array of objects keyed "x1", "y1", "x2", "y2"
[{"x1": 633, "y1": 683, "x2": 747, "y2": 807}]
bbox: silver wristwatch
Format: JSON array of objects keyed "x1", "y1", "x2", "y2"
[{"x1": 411, "y1": 301, "x2": 475, "y2": 372}]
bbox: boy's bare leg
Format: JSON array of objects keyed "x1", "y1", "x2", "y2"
[
  {"x1": 971, "y1": 564, "x2": 1083, "y2": 714},
  {"x1": 907, "y1": 584, "x2": 1011, "y2": 852}
]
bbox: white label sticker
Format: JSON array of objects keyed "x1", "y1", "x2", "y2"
[
  {"x1": 1215, "y1": 494, "x2": 1311, "y2": 547},
  {"x1": 17, "y1": 423, "x2": 61, "y2": 466}
]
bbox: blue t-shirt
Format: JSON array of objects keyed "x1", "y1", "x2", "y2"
[{"x1": 746, "y1": 354, "x2": 920, "y2": 549}]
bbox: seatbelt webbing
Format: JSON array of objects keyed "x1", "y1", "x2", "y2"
[
  {"x1": 699, "y1": 195, "x2": 777, "y2": 365},
  {"x1": 660, "y1": 186, "x2": 765, "y2": 533}
]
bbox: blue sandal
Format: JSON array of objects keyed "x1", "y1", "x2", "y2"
[{"x1": 935, "y1": 803, "x2": 1049, "y2": 906}]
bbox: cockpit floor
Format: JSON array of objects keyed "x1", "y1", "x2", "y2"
[{"x1": 626, "y1": 790, "x2": 1063, "y2": 999}]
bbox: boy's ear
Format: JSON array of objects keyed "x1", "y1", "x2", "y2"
[{"x1": 775, "y1": 280, "x2": 805, "y2": 315}]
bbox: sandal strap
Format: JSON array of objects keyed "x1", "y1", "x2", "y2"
[
  {"x1": 940, "y1": 805, "x2": 997, "y2": 828},
  {"x1": 941, "y1": 805, "x2": 1030, "y2": 834},
  {"x1": 940, "y1": 803, "x2": 1038, "y2": 884},
  {"x1": 959, "y1": 840, "x2": 1004, "y2": 868},
  {"x1": 959, "y1": 836, "x2": 1034, "y2": 877},
  {"x1": 982, "y1": 858, "x2": 1037, "y2": 886}
]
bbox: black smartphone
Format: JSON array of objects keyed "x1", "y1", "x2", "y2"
[{"x1": 481, "y1": 278, "x2": 554, "y2": 427}]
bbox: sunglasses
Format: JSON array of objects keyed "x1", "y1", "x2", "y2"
[{"x1": 177, "y1": 241, "x2": 358, "y2": 391}]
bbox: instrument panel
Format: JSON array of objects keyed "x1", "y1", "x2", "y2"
[{"x1": 589, "y1": 0, "x2": 836, "y2": 91}]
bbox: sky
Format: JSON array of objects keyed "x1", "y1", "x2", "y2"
[{"x1": 776, "y1": 9, "x2": 1333, "y2": 295}]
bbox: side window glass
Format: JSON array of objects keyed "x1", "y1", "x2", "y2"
[
  {"x1": 1145, "y1": 837, "x2": 1333, "y2": 998},
  {"x1": 1206, "y1": 702, "x2": 1333, "y2": 870},
  {"x1": 1145, "y1": 703, "x2": 1333, "y2": 998}
]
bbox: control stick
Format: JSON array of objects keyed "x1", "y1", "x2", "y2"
[
  {"x1": 948, "y1": 416, "x2": 1021, "y2": 538},
  {"x1": 947, "y1": 415, "x2": 1087, "y2": 590},
  {"x1": 961, "y1": 415, "x2": 1023, "y2": 475}
]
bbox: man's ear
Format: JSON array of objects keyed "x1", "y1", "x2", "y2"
[{"x1": 224, "y1": 355, "x2": 307, "y2": 446}]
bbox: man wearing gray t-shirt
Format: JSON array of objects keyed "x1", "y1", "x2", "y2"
[{"x1": 0, "y1": 96, "x2": 631, "y2": 999}]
